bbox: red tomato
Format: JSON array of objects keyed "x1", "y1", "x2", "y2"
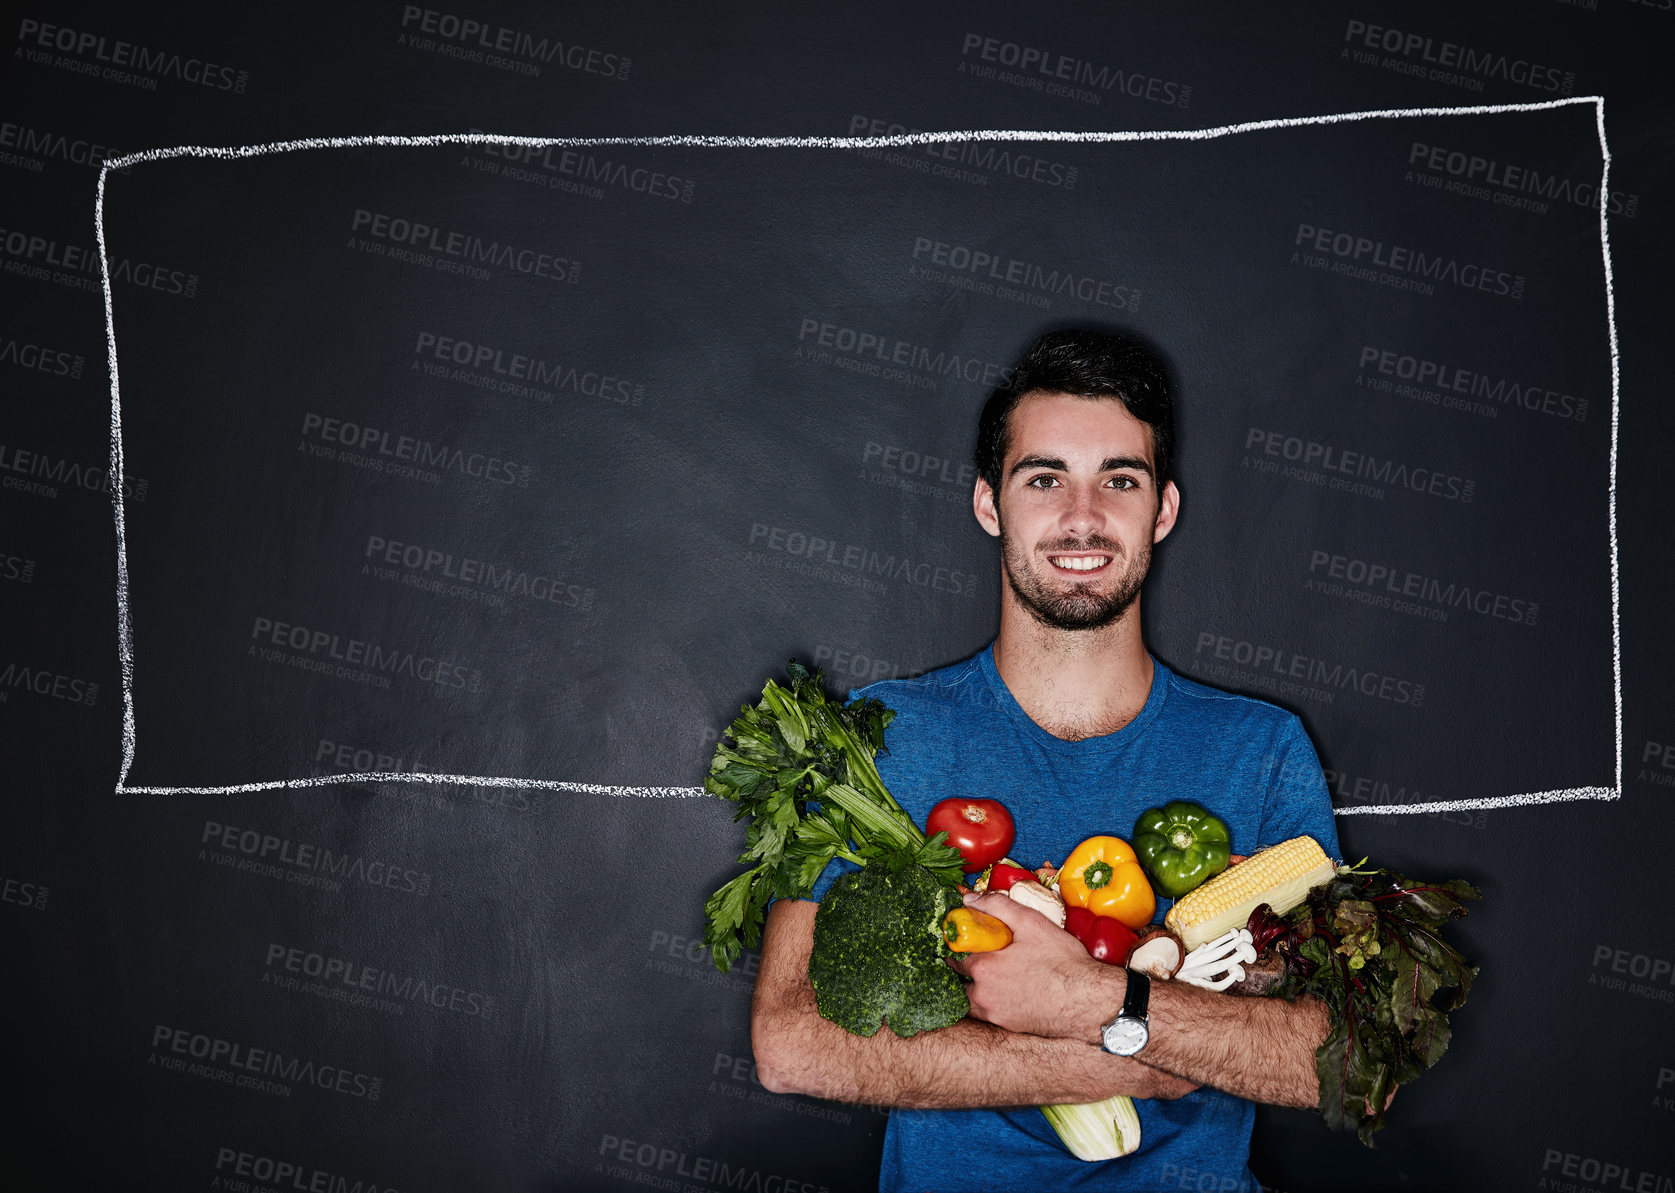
[{"x1": 925, "y1": 798, "x2": 1016, "y2": 872}]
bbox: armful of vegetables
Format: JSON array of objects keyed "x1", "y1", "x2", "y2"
[
  {"x1": 703, "y1": 666, "x2": 1144, "y2": 1163},
  {"x1": 1153, "y1": 830, "x2": 1482, "y2": 1146}
]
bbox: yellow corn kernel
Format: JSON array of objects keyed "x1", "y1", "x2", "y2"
[{"x1": 1164, "y1": 836, "x2": 1336, "y2": 949}]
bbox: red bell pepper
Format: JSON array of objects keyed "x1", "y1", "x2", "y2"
[
  {"x1": 1064, "y1": 906, "x2": 1139, "y2": 966},
  {"x1": 986, "y1": 863, "x2": 1039, "y2": 893}
]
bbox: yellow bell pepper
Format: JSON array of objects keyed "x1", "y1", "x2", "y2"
[
  {"x1": 1058, "y1": 836, "x2": 1155, "y2": 929},
  {"x1": 942, "y1": 907, "x2": 1013, "y2": 952}
]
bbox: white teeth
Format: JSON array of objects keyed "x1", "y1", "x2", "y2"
[{"x1": 1052, "y1": 556, "x2": 1108, "y2": 571}]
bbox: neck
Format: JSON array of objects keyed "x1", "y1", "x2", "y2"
[{"x1": 991, "y1": 590, "x2": 1155, "y2": 741}]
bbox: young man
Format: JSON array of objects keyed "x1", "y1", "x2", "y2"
[{"x1": 750, "y1": 329, "x2": 1341, "y2": 1192}]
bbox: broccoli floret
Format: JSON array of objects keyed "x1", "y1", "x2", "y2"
[{"x1": 808, "y1": 850, "x2": 970, "y2": 1038}]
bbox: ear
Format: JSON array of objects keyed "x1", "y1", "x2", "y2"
[
  {"x1": 1152, "y1": 479, "x2": 1180, "y2": 545},
  {"x1": 973, "y1": 477, "x2": 1001, "y2": 538}
]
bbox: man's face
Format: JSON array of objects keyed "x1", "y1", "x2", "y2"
[{"x1": 973, "y1": 391, "x2": 1180, "y2": 631}]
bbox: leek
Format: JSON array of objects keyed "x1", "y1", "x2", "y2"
[{"x1": 1039, "y1": 1095, "x2": 1142, "y2": 1162}]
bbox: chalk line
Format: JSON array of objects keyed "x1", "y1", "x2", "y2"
[
  {"x1": 98, "y1": 97, "x2": 1622, "y2": 813},
  {"x1": 1332, "y1": 786, "x2": 1617, "y2": 816},
  {"x1": 95, "y1": 164, "x2": 140, "y2": 789},
  {"x1": 117, "y1": 774, "x2": 704, "y2": 798},
  {"x1": 111, "y1": 776, "x2": 1611, "y2": 813},
  {"x1": 101, "y1": 96, "x2": 1603, "y2": 171},
  {"x1": 1596, "y1": 97, "x2": 1625, "y2": 799}
]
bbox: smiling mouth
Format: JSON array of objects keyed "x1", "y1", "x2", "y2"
[{"x1": 1047, "y1": 554, "x2": 1113, "y2": 573}]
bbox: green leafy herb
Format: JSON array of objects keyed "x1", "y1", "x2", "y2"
[
  {"x1": 703, "y1": 663, "x2": 966, "y2": 973},
  {"x1": 1249, "y1": 866, "x2": 1481, "y2": 1146}
]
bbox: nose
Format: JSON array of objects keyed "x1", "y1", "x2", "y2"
[{"x1": 1061, "y1": 482, "x2": 1104, "y2": 539}]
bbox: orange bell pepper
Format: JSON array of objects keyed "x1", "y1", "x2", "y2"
[
  {"x1": 1057, "y1": 835, "x2": 1155, "y2": 929},
  {"x1": 942, "y1": 907, "x2": 1013, "y2": 952}
]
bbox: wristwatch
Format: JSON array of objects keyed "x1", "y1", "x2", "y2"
[{"x1": 1099, "y1": 968, "x2": 1150, "y2": 1056}]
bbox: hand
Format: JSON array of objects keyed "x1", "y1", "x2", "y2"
[{"x1": 948, "y1": 890, "x2": 1119, "y2": 1043}]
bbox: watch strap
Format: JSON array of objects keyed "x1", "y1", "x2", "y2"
[{"x1": 1119, "y1": 967, "x2": 1150, "y2": 1021}]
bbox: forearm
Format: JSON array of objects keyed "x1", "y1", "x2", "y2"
[
  {"x1": 958, "y1": 891, "x2": 1327, "y2": 1110},
  {"x1": 754, "y1": 958, "x2": 1180, "y2": 1108},
  {"x1": 750, "y1": 898, "x2": 1184, "y2": 1108},
  {"x1": 1142, "y1": 978, "x2": 1328, "y2": 1109},
  {"x1": 1003, "y1": 963, "x2": 1327, "y2": 1109}
]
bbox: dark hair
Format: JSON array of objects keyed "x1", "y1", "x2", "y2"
[{"x1": 975, "y1": 329, "x2": 1176, "y2": 495}]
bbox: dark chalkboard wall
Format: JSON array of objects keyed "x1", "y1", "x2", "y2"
[{"x1": 3, "y1": 4, "x2": 1672, "y2": 1191}]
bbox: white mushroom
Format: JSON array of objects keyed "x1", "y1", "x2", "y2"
[
  {"x1": 1174, "y1": 928, "x2": 1258, "y2": 990},
  {"x1": 1002, "y1": 879, "x2": 1066, "y2": 929},
  {"x1": 1127, "y1": 928, "x2": 1185, "y2": 979}
]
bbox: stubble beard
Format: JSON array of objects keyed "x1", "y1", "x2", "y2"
[{"x1": 999, "y1": 520, "x2": 1152, "y2": 632}]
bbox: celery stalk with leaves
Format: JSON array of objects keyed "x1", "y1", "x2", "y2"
[{"x1": 703, "y1": 663, "x2": 966, "y2": 982}]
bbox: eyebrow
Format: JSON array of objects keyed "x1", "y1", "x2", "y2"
[
  {"x1": 1008, "y1": 454, "x2": 1155, "y2": 479},
  {"x1": 1100, "y1": 455, "x2": 1155, "y2": 477},
  {"x1": 1008, "y1": 454, "x2": 1066, "y2": 478}
]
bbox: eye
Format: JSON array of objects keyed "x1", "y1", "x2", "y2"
[
  {"x1": 1106, "y1": 475, "x2": 1140, "y2": 491},
  {"x1": 1025, "y1": 474, "x2": 1061, "y2": 490}
]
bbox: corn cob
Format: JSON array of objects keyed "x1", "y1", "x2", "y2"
[{"x1": 1164, "y1": 836, "x2": 1336, "y2": 949}]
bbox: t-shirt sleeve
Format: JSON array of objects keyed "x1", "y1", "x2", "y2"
[{"x1": 1256, "y1": 716, "x2": 1341, "y2": 862}]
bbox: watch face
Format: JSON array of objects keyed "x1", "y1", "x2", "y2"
[{"x1": 1102, "y1": 1017, "x2": 1149, "y2": 1056}]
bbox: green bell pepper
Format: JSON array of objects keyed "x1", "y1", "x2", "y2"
[{"x1": 1132, "y1": 801, "x2": 1232, "y2": 898}]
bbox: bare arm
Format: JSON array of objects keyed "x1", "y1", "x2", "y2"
[
  {"x1": 956, "y1": 891, "x2": 1328, "y2": 1110},
  {"x1": 1136, "y1": 974, "x2": 1327, "y2": 1109},
  {"x1": 750, "y1": 898, "x2": 1199, "y2": 1107}
]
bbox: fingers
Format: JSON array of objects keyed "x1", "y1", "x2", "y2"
[{"x1": 960, "y1": 889, "x2": 1049, "y2": 931}]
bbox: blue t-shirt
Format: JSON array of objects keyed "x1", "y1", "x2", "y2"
[{"x1": 806, "y1": 645, "x2": 1340, "y2": 1193}]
